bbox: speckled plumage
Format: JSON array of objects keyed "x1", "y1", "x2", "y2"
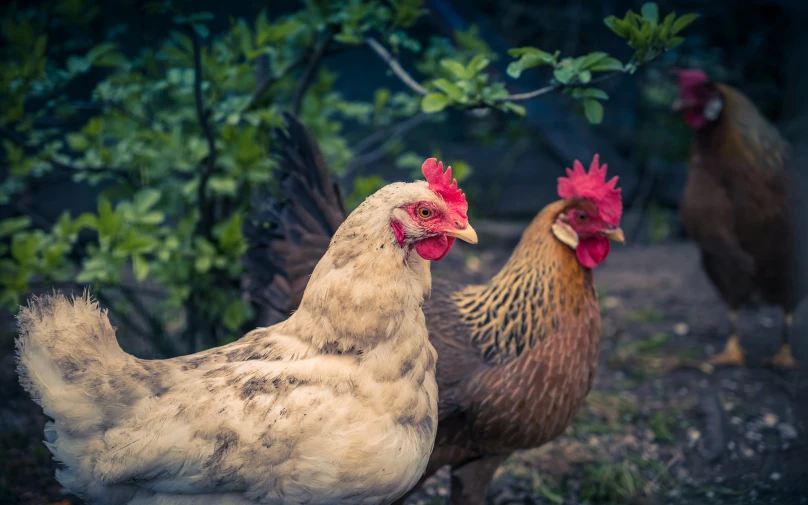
[
  {"x1": 15, "y1": 181, "x2": 449, "y2": 505},
  {"x1": 243, "y1": 117, "x2": 606, "y2": 505}
]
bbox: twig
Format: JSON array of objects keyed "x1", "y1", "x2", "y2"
[
  {"x1": 343, "y1": 113, "x2": 430, "y2": 174},
  {"x1": 500, "y1": 69, "x2": 627, "y2": 102},
  {"x1": 293, "y1": 28, "x2": 336, "y2": 115},
  {"x1": 188, "y1": 24, "x2": 217, "y2": 236},
  {"x1": 365, "y1": 37, "x2": 429, "y2": 95}
]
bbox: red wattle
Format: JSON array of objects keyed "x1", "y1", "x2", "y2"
[
  {"x1": 415, "y1": 234, "x2": 455, "y2": 261},
  {"x1": 576, "y1": 235, "x2": 610, "y2": 268},
  {"x1": 684, "y1": 109, "x2": 707, "y2": 129}
]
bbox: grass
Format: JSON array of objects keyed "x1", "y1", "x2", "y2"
[
  {"x1": 648, "y1": 411, "x2": 676, "y2": 444},
  {"x1": 579, "y1": 460, "x2": 649, "y2": 504},
  {"x1": 626, "y1": 306, "x2": 667, "y2": 323},
  {"x1": 572, "y1": 391, "x2": 639, "y2": 436}
]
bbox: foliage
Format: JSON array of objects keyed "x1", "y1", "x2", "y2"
[{"x1": 0, "y1": 0, "x2": 696, "y2": 354}]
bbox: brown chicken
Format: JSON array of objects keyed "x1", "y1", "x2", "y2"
[
  {"x1": 244, "y1": 113, "x2": 625, "y2": 505},
  {"x1": 673, "y1": 68, "x2": 799, "y2": 369}
]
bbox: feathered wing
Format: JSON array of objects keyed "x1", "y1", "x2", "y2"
[{"x1": 243, "y1": 113, "x2": 348, "y2": 326}]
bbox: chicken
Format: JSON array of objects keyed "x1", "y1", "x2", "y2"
[
  {"x1": 673, "y1": 68, "x2": 799, "y2": 369},
  {"x1": 15, "y1": 151, "x2": 479, "y2": 505},
  {"x1": 244, "y1": 114, "x2": 625, "y2": 505}
]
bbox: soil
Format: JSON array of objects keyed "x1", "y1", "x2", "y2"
[{"x1": 1, "y1": 239, "x2": 807, "y2": 505}]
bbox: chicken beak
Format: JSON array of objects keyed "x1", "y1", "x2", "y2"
[
  {"x1": 602, "y1": 226, "x2": 625, "y2": 244},
  {"x1": 446, "y1": 223, "x2": 478, "y2": 244}
]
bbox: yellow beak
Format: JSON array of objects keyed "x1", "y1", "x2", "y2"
[
  {"x1": 602, "y1": 227, "x2": 625, "y2": 244},
  {"x1": 446, "y1": 223, "x2": 478, "y2": 244}
]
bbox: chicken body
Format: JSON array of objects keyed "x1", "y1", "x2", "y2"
[
  {"x1": 244, "y1": 116, "x2": 621, "y2": 505},
  {"x1": 402, "y1": 200, "x2": 602, "y2": 504},
  {"x1": 15, "y1": 179, "x2": 464, "y2": 505},
  {"x1": 675, "y1": 72, "x2": 798, "y2": 368}
]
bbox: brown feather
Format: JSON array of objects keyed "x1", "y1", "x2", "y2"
[{"x1": 680, "y1": 82, "x2": 797, "y2": 311}]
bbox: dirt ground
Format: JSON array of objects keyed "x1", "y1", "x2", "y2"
[{"x1": 1, "y1": 239, "x2": 807, "y2": 505}]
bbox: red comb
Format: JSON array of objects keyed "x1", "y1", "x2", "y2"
[
  {"x1": 557, "y1": 154, "x2": 622, "y2": 226},
  {"x1": 672, "y1": 67, "x2": 709, "y2": 88},
  {"x1": 422, "y1": 158, "x2": 468, "y2": 219}
]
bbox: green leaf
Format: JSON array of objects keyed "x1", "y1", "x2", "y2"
[
  {"x1": 133, "y1": 188, "x2": 161, "y2": 212},
  {"x1": 440, "y1": 59, "x2": 470, "y2": 80},
  {"x1": 132, "y1": 254, "x2": 149, "y2": 281},
  {"x1": 209, "y1": 177, "x2": 237, "y2": 196},
  {"x1": 466, "y1": 54, "x2": 490, "y2": 75},
  {"x1": 501, "y1": 102, "x2": 526, "y2": 116},
  {"x1": 421, "y1": 93, "x2": 450, "y2": 113},
  {"x1": 666, "y1": 36, "x2": 685, "y2": 49},
  {"x1": 583, "y1": 98, "x2": 604, "y2": 124},
  {"x1": 0, "y1": 216, "x2": 32, "y2": 237},
  {"x1": 577, "y1": 52, "x2": 609, "y2": 70},
  {"x1": 590, "y1": 57, "x2": 624, "y2": 72},
  {"x1": 641, "y1": 3, "x2": 659, "y2": 25},
  {"x1": 553, "y1": 66, "x2": 575, "y2": 85},
  {"x1": 432, "y1": 79, "x2": 464, "y2": 101},
  {"x1": 67, "y1": 56, "x2": 90, "y2": 74},
  {"x1": 582, "y1": 88, "x2": 609, "y2": 100},
  {"x1": 672, "y1": 13, "x2": 699, "y2": 35},
  {"x1": 192, "y1": 23, "x2": 209, "y2": 39},
  {"x1": 603, "y1": 16, "x2": 629, "y2": 38},
  {"x1": 578, "y1": 70, "x2": 592, "y2": 84}
]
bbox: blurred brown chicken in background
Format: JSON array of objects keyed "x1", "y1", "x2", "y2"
[{"x1": 673, "y1": 68, "x2": 800, "y2": 369}]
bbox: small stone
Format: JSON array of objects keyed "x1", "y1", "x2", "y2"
[
  {"x1": 770, "y1": 472, "x2": 782, "y2": 481},
  {"x1": 731, "y1": 416, "x2": 743, "y2": 426},
  {"x1": 746, "y1": 431, "x2": 763, "y2": 442},
  {"x1": 742, "y1": 446, "x2": 755, "y2": 458},
  {"x1": 763, "y1": 413, "x2": 778, "y2": 427},
  {"x1": 727, "y1": 441, "x2": 736, "y2": 451},
  {"x1": 723, "y1": 402, "x2": 735, "y2": 411},
  {"x1": 603, "y1": 296, "x2": 621, "y2": 309},
  {"x1": 778, "y1": 423, "x2": 798, "y2": 440},
  {"x1": 437, "y1": 487, "x2": 449, "y2": 497},
  {"x1": 761, "y1": 316, "x2": 775, "y2": 328},
  {"x1": 687, "y1": 427, "x2": 701, "y2": 446},
  {"x1": 673, "y1": 322, "x2": 689, "y2": 336}
]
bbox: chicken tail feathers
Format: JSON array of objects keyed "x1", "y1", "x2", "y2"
[
  {"x1": 15, "y1": 291, "x2": 132, "y2": 435},
  {"x1": 243, "y1": 112, "x2": 347, "y2": 326}
]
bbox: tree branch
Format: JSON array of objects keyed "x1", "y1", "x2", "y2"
[
  {"x1": 293, "y1": 28, "x2": 336, "y2": 115},
  {"x1": 188, "y1": 25, "x2": 217, "y2": 237},
  {"x1": 500, "y1": 69, "x2": 627, "y2": 102},
  {"x1": 365, "y1": 37, "x2": 429, "y2": 96},
  {"x1": 344, "y1": 113, "x2": 431, "y2": 174}
]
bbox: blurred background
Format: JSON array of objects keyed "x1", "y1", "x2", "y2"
[{"x1": 1, "y1": 0, "x2": 807, "y2": 504}]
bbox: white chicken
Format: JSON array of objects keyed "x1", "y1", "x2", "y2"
[{"x1": 15, "y1": 127, "x2": 478, "y2": 505}]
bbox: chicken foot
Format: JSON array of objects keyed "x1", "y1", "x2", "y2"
[
  {"x1": 763, "y1": 313, "x2": 799, "y2": 369},
  {"x1": 707, "y1": 310, "x2": 746, "y2": 368}
]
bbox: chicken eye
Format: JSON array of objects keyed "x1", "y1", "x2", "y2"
[
  {"x1": 418, "y1": 207, "x2": 433, "y2": 219},
  {"x1": 576, "y1": 212, "x2": 588, "y2": 222}
]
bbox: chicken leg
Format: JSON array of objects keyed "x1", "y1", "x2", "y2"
[
  {"x1": 708, "y1": 310, "x2": 746, "y2": 367},
  {"x1": 449, "y1": 455, "x2": 507, "y2": 505},
  {"x1": 763, "y1": 313, "x2": 799, "y2": 369}
]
